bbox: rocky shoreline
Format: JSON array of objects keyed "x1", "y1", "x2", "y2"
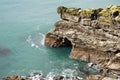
[
  {"x1": 44, "y1": 5, "x2": 120, "y2": 80},
  {"x1": 2, "y1": 5, "x2": 120, "y2": 80},
  {"x1": 1, "y1": 71, "x2": 120, "y2": 80}
]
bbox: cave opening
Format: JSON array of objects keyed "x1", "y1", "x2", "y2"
[{"x1": 60, "y1": 37, "x2": 72, "y2": 47}]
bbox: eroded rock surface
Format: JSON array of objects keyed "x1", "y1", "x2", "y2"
[
  {"x1": 2, "y1": 76, "x2": 24, "y2": 80},
  {"x1": 45, "y1": 5, "x2": 120, "y2": 79}
]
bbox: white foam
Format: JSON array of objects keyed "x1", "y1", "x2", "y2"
[
  {"x1": 26, "y1": 68, "x2": 84, "y2": 80},
  {"x1": 26, "y1": 35, "x2": 32, "y2": 43},
  {"x1": 31, "y1": 43, "x2": 35, "y2": 47},
  {"x1": 39, "y1": 33, "x2": 45, "y2": 46},
  {"x1": 61, "y1": 69, "x2": 75, "y2": 80},
  {"x1": 26, "y1": 71, "x2": 45, "y2": 80},
  {"x1": 87, "y1": 62, "x2": 93, "y2": 67},
  {"x1": 46, "y1": 72, "x2": 56, "y2": 80},
  {"x1": 26, "y1": 32, "x2": 45, "y2": 48}
]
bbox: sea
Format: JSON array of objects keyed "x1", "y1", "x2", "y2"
[{"x1": 0, "y1": 0, "x2": 119, "y2": 79}]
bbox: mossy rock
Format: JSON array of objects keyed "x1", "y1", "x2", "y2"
[
  {"x1": 99, "y1": 8, "x2": 110, "y2": 17},
  {"x1": 109, "y1": 5, "x2": 120, "y2": 18},
  {"x1": 65, "y1": 7, "x2": 81, "y2": 16},
  {"x1": 98, "y1": 16, "x2": 112, "y2": 24},
  {"x1": 98, "y1": 9, "x2": 111, "y2": 23},
  {"x1": 57, "y1": 6, "x2": 67, "y2": 14},
  {"x1": 80, "y1": 9, "x2": 94, "y2": 18},
  {"x1": 57, "y1": 5, "x2": 120, "y2": 23},
  {"x1": 109, "y1": 5, "x2": 120, "y2": 12},
  {"x1": 95, "y1": 8, "x2": 103, "y2": 13}
]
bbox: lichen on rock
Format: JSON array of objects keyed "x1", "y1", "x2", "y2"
[
  {"x1": 57, "y1": 5, "x2": 120, "y2": 24},
  {"x1": 45, "y1": 5, "x2": 120, "y2": 80}
]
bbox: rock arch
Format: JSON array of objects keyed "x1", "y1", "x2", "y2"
[{"x1": 45, "y1": 34, "x2": 72, "y2": 48}]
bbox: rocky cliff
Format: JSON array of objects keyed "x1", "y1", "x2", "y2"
[{"x1": 45, "y1": 5, "x2": 120, "y2": 79}]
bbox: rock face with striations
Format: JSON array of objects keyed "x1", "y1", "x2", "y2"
[{"x1": 45, "y1": 5, "x2": 120, "y2": 79}]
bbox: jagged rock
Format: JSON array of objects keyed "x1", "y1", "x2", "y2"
[
  {"x1": 25, "y1": 72, "x2": 45, "y2": 80},
  {"x1": 80, "y1": 9, "x2": 94, "y2": 18},
  {"x1": 82, "y1": 75, "x2": 118, "y2": 80},
  {"x1": 81, "y1": 18, "x2": 91, "y2": 26},
  {"x1": 57, "y1": 6, "x2": 81, "y2": 22},
  {"x1": 2, "y1": 76, "x2": 24, "y2": 80},
  {"x1": 57, "y1": 5, "x2": 120, "y2": 23},
  {"x1": 53, "y1": 76, "x2": 64, "y2": 80},
  {"x1": 45, "y1": 5, "x2": 120, "y2": 79}
]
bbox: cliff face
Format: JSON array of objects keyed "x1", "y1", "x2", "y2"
[{"x1": 45, "y1": 5, "x2": 120, "y2": 78}]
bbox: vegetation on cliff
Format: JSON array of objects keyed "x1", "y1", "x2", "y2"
[
  {"x1": 57, "y1": 5, "x2": 120, "y2": 23},
  {"x1": 45, "y1": 5, "x2": 120, "y2": 80}
]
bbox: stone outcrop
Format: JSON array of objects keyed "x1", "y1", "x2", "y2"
[
  {"x1": 2, "y1": 76, "x2": 24, "y2": 80},
  {"x1": 45, "y1": 5, "x2": 120, "y2": 79},
  {"x1": 82, "y1": 75, "x2": 119, "y2": 80}
]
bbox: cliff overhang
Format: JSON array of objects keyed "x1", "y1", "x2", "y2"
[{"x1": 45, "y1": 5, "x2": 120, "y2": 79}]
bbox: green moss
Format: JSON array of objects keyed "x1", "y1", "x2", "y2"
[
  {"x1": 65, "y1": 7, "x2": 81, "y2": 16},
  {"x1": 57, "y1": 5, "x2": 120, "y2": 23},
  {"x1": 98, "y1": 16, "x2": 112, "y2": 24},
  {"x1": 99, "y1": 9, "x2": 110, "y2": 17},
  {"x1": 80, "y1": 9, "x2": 94, "y2": 18},
  {"x1": 98, "y1": 5, "x2": 120, "y2": 23},
  {"x1": 98, "y1": 8, "x2": 111, "y2": 23},
  {"x1": 109, "y1": 5, "x2": 120, "y2": 13}
]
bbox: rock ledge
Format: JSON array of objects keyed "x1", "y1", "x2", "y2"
[{"x1": 45, "y1": 5, "x2": 120, "y2": 79}]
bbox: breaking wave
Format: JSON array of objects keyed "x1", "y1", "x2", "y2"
[
  {"x1": 24, "y1": 69, "x2": 84, "y2": 80},
  {"x1": 26, "y1": 32, "x2": 45, "y2": 48}
]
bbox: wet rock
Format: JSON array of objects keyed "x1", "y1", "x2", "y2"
[
  {"x1": 26, "y1": 72, "x2": 45, "y2": 80},
  {"x1": 2, "y1": 76, "x2": 24, "y2": 80},
  {"x1": 53, "y1": 76, "x2": 64, "y2": 80}
]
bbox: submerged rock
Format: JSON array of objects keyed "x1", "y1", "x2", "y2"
[{"x1": 0, "y1": 47, "x2": 11, "y2": 56}]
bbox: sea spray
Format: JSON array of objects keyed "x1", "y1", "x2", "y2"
[
  {"x1": 26, "y1": 32, "x2": 45, "y2": 48},
  {"x1": 25, "y1": 69, "x2": 84, "y2": 80},
  {"x1": 39, "y1": 32, "x2": 45, "y2": 46}
]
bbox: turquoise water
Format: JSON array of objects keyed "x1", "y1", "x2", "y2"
[{"x1": 0, "y1": 0, "x2": 120, "y2": 78}]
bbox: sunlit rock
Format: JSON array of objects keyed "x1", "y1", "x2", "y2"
[{"x1": 45, "y1": 5, "x2": 120, "y2": 79}]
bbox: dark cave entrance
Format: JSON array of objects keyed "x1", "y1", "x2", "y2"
[{"x1": 59, "y1": 37, "x2": 72, "y2": 47}]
